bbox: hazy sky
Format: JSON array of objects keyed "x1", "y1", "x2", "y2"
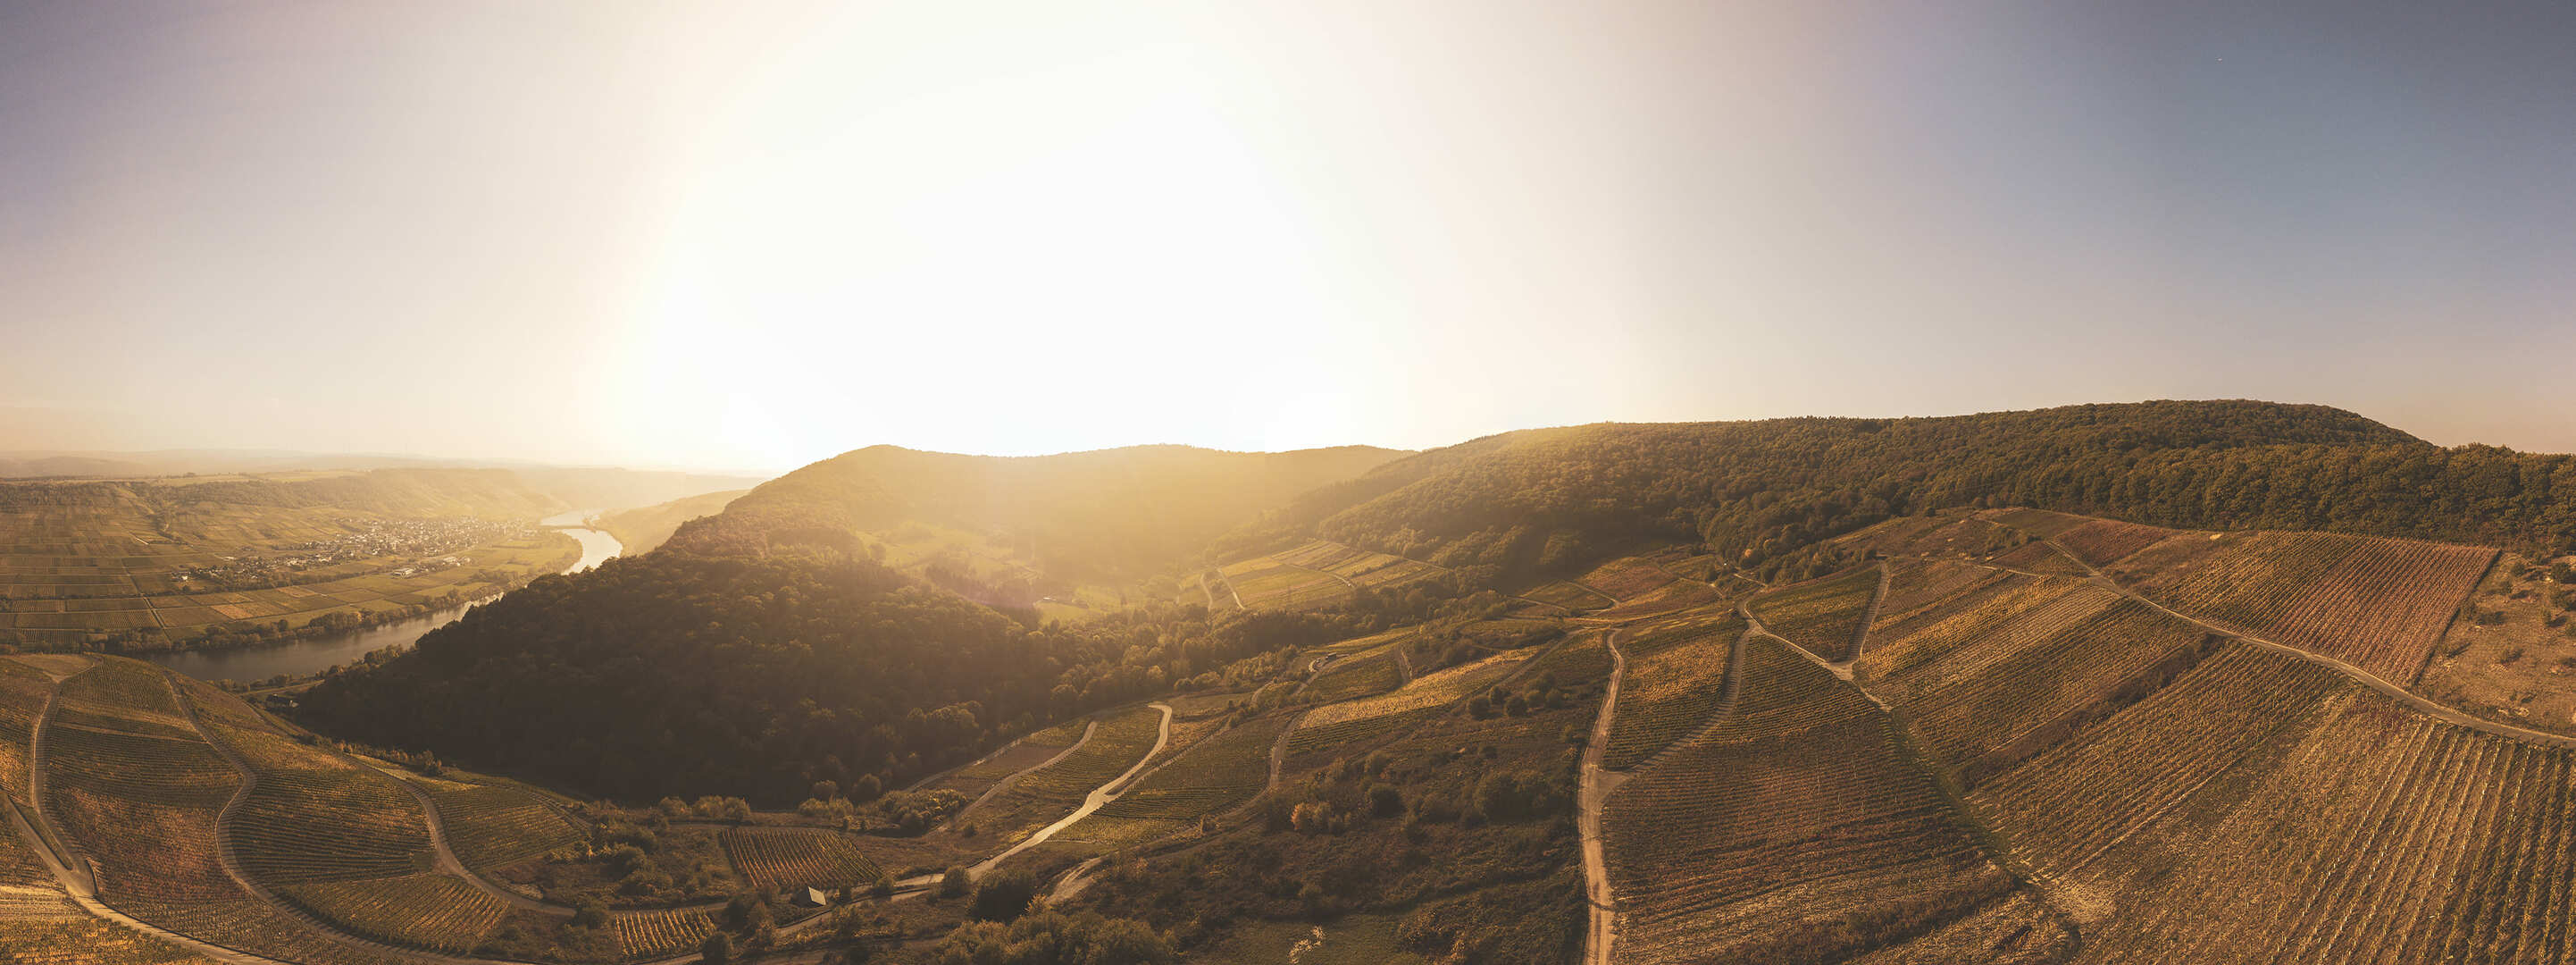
[{"x1": 5, "y1": 1, "x2": 2572, "y2": 471}]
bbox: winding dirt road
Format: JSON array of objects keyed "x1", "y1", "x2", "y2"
[
  {"x1": 1577, "y1": 632, "x2": 1629, "y2": 965},
  {"x1": 949, "y1": 718, "x2": 1100, "y2": 827},
  {"x1": 17, "y1": 668, "x2": 297, "y2": 965},
  {"x1": 2034, "y1": 538, "x2": 2576, "y2": 751},
  {"x1": 161, "y1": 671, "x2": 542, "y2": 965},
  {"x1": 968, "y1": 702, "x2": 1172, "y2": 878}
]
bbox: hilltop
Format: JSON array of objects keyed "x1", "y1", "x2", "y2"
[
  {"x1": 668, "y1": 443, "x2": 1407, "y2": 584},
  {"x1": 1215, "y1": 399, "x2": 2576, "y2": 585}
]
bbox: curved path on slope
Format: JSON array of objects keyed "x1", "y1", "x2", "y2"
[
  {"x1": 1844, "y1": 565, "x2": 1892, "y2": 663},
  {"x1": 1268, "y1": 709, "x2": 1308, "y2": 789},
  {"x1": 950, "y1": 718, "x2": 1101, "y2": 827},
  {"x1": 343, "y1": 757, "x2": 585, "y2": 915},
  {"x1": 6, "y1": 801, "x2": 289, "y2": 965},
  {"x1": 1577, "y1": 631, "x2": 1629, "y2": 965},
  {"x1": 19, "y1": 672, "x2": 302, "y2": 965},
  {"x1": 967, "y1": 701, "x2": 1173, "y2": 878},
  {"x1": 1275, "y1": 558, "x2": 1359, "y2": 592},
  {"x1": 2033, "y1": 538, "x2": 2576, "y2": 751},
  {"x1": 161, "y1": 672, "x2": 545, "y2": 965}
]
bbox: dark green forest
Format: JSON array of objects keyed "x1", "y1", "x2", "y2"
[{"x1": 297, "y1": 548, "x2": 1396, "y2": 805}]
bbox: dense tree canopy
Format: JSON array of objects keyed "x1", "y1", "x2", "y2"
[{"x1": 297, "y1": 548, "x2": 1376, "y2": 805}]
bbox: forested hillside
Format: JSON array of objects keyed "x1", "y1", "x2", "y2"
[
  {"x1": 296, "y1": 444, "x2": 1418, "y2": 805},
  {"x1": 1222, "y1": 400, "x2": 2576, "y2": 583},
  {"x1": 295, "y1": 550, "x2": 1398, "y2": 804},
  {"x1": 669, "y1": 443, "x2": 1404, "y2": 579}
]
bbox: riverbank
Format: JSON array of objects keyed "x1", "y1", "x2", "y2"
[{"x1": 138, "y1": 514, "x2": 622, "y2": 684}]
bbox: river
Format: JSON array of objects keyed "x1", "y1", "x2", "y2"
[{"x1": 142, "y1": 509, "x2": 623, "y2": 683}]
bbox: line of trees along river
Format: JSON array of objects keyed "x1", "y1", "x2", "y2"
[{"x1": 144, "y1": 509, "x2": 622, "y2": 683}]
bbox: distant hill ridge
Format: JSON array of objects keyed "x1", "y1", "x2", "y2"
[
  {"x1": 1211, "y1": 399, "x2": 2576, "y2": 583},
  {"x1": 0, "y1": 466, "x2": 765, "y2": 521},
  {"x1": 665, "y1": 442, "x2": 1409, "y2": 579}
]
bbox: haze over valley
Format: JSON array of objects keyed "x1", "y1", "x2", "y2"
[{"x1": 9, "y1": 2, "x2": 2576, "y2": 964}]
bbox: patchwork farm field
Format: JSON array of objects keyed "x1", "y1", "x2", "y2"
[
  {"x1": 1745, "y1": 565, "x2": 1882, "y2": 661},
  {"x1": 1286, "y1": 648, "x2": 1538, "y2": 760},
  {"x1": 12, "y1": 499, "x2": 2576, "y2": 965},
  {"x1": 1201, "y1": 540, "x2": 1449, "y2": 613},
  {"x1": 1049, "y1": 713, "x2": 1292, "y2": 852},
  {"x1": 2096, "y1": 529, "x2": 2497, "y2": 681},
  {"x1": 1600, "y1": 614, "x2": 1744, "y2": 769},
  {"x1": 0, "y1": 477, "x2": 580, "y2": 648},
  {"x1": 721, "y1": 827, "x2": 886, "y2": 890},
  {"x1": 1568, "y1": 509, "x2": 2574, "y2": 965},
  {"x1": 1602, "y1": 635, "x2": 2064, "y2": 965}
]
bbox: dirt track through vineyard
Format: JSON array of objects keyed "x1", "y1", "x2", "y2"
[
  {"x1": 968, "y1": 702, "x2": 1172, "y2": 878},
  {"x1": 2028, "y1": 538, "x2": 2576, "y2": 752},
  {"x1": 163, "y1": 670, "x2": 543, "y2": 965},
  {"x1": 1578, "y1": 631, "x2": 1629, "y2": 965}
]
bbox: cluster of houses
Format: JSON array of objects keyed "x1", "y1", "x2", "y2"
[{"x1": 183, "y1": 517, "x2": 531, "y2": 585}]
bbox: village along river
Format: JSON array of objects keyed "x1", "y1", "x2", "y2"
[{"x1": 143, "y1": 509, "x2": 622, "y2": 684}]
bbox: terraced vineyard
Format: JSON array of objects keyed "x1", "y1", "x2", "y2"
[
  {"x1": 1220, "y1": 558, "x2": 1349, "y2": 609},
  {"x1": 1859, "y1": 575, "x2": 2095, "y2": 688},
  {"x1": 1301, "y1": 648, "x2": 1402, "y2": 704},
  {"x1": 1575, "y1": 557, "x2": 1678, "y2": 601},
  {"x1": 275, "y1": 872, "x2": 506, "y2": 953},
  {"x1": 429, "y1": 783, "x2": 584, "y2": 869},
  {"x1": 1287, "y1": 650, "x2": 1537, "y2": 759},
  {"x1": 0, "y1": 656, "x2": 54, "y2": 798},
  {"x1": 1745, "y1": 565, "x2": 1882, "y2": 660},
  {"x1": 1591, "y1": 567, "x2": 1725, "y2": 622},
  {"x1": 615, "y1": 908, "x2": 715, "y2": 959},
  {"x1": 1271, "y1": 540, "x2": 1446, "y2": 590},
  {"x1": 1870, "y1": 559, "x2": 2011, "y2": 633},
  {"x1": 1006, "y1": 706, "x2": 1166, "y2": 801},
  {"x1": 1863, "y1": 583, "x2": 2219, "y2": 784},
  {"x1": 1599, "y1": 614, "x2": 1744, "y2": 769},
  {"x1": 114, "y1": 898, "x2": 414, "y2": 965},
  {"x1": 721, "y1": 828, "x2": 886, "y2": 889},
  {"x1": 1522, "y1": 580, "x2": 1613, "y2": 613},
  {"x1": 2113, "y1": 531, "x2": 2497, "y2": 680},
  {"x1": 1986, "y1": 540, "x2": 2090, "y2": 575},
  {"x1": 1968, "y1": 644, "x2": 2576, "y2": 964},
  {"x1": 1057, "y1": 714, "x2": 1292, "y2": 849},
  {"x1": 0, "y1": 914, "x2": 213, "y2": 965},
  {"x1": 227, "y1": 751, "x2": 435, "y2": 884},
  {"x1": 41, "y1": 663, "x2": 238, "y2": 902},
  {"x1": 1525, "y1": 632, "x2": 1613, "y2": 688},
  {"x1": 1980, "y1": 508, "x2": 2095, "y2": 539},
  {"x1": 1602, "y1": 635, "x2": 2062, "y2": 964},
  {"x1": 1837, "y1": 511, "x2": 2018, "y2": 559},
  {"x1": 2050, "y1": 518, "x2": 2177, "y2": 566},
  {"x1": 1967, "y1": 643, "x2": 2349, "y2": 877}
]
